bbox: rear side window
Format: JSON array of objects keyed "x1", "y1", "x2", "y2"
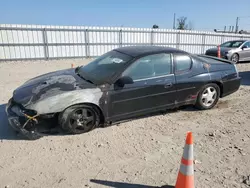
[{"x1": 175, "y1": 55, "x2": 192, "y2": 73}]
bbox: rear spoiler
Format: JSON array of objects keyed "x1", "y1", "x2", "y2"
[{"x1": 195, "y1": 54, "x2": 233, "y2": 64}]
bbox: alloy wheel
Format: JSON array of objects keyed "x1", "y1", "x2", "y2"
[
  {"x1": 231, "y1": 54, "x2": 239, "y2": 63},
  {"x1": 201, "y1": 86, "x2": 217, "y2": 107},
  {"x1": 69, "y1": 108, "x2": 95, "y2": 131}
]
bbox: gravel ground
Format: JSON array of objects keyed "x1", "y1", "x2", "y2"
[{"x1": 0, "y1": 59, "x2": 250, "y2": 188}]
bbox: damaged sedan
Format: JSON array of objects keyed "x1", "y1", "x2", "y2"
[{"x1": 6, "y1": 46, "x2": 241, "y2": 140}]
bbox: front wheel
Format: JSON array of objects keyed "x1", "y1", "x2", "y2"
[
  {"x1": 195, "y1": 83, "x2": 220, "y2": 110},
  {"x1": 231, "y1": 53, "x2": 239, "y2": 64},
  {"x1": 58, "y1": 104, "x2": 100, "y2": 134}
]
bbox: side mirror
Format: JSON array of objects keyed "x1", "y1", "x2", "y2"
[
  {"x1": 115, "y1": 76, "x2": 134, "y2": 87},
  {"x1": 242, "y1": 45, "x2": 248, "y2": 50}
]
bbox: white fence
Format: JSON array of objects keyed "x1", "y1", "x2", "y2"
[{"x1": 0, "y1": 24, "x2": 250, "y2": 61}]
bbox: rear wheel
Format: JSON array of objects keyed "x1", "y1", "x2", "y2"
[
  {"x1": 195, "y1": 83, "x2": 220, "y2": 110},
  {"x1": 231, "y1": 53, "x2": 239, "y2": 64},
  {"x1": 59, "y1": 104, "x2": 100, "y2": 134}
]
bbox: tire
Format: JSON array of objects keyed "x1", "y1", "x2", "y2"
[
  {"x1": 58, "y1": 104, "x2": 100, "y2": 134},
  {"x1": 195, "y1": 83, "x2": 220, "y2": 110},
  {"x1": 231, "y1": 53, "x2": 239, "y2": 64}
]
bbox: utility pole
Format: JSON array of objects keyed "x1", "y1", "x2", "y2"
[
  {"x1": 173, "y1": 13, "x2": 176, "y2": 29},
  {"x1": 235, "y1": 17, "x2": 239, "y2": 33}
]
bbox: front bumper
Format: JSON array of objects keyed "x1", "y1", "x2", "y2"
[
  {"x1": 5, "y1": 98, "x2": 43, "y2": 140},
  {"x1": 205, "y1": 52, "x2": 229, "y2": 60}
]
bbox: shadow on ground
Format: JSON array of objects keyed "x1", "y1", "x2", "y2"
[
  {"x1": 90, "y1": 179, "x2": 174, "y2": 188},
  {"x1": 238, "y1": 61, "x2": 250, "y2": 64},
  {"x1": 239, "y1": 71, "x2": 250, "y2": 86},
  {"x1": 0, "y1": 104, "x2": 19, "y2": 140}
]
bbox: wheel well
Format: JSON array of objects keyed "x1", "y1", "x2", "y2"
[
  {"x1": 211, "y1": 82, "x2": 223, "y2": 97},
  {"x1": 85, "y1": 103, "x2": 105, "y2": 124},
  {"x1": 231, "y1": 52, "x2": 239, "y2": 60}
]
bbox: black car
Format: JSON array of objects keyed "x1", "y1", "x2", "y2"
[{"x1": 6, "y1": 46, "x2": 241, "y2": 139}]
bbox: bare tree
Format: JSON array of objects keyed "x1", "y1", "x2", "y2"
[
  {"x1": 176, "y1": 16, "x2": 189, "y2": 30},
  {"x1": 176, "y1": 17, "x2": 188, "y2": 30}
]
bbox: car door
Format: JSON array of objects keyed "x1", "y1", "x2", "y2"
[
  {"x1": 174, "y1": 54, "x2": 200, "y2": 105},
  {"x1": 107, "y1": 53, "x2": 176, "y2": 121},
  {"x1": 240, "y1": 41, "x2": 250, "y2": 60}
]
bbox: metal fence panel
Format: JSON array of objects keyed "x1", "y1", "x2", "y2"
[{"x1": 1, "y1": 24, "x2": 250, "y2": 61}]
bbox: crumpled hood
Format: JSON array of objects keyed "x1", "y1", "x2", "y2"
[{"x1": 13, "y1": 68, "x2": 97, "y2": 107}]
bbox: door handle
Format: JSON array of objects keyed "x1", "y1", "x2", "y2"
[{"x1": 164, "y1": 83, "x2": 173, "y2": 88}]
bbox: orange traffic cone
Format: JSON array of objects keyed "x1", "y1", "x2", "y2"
[
  {"x1": 217, "y1": 45, "x2": 221, "y2": 58},
  {"x1": 71, "y1": 63, "x2": 74, "y2": 68},
  {"x1": 175, "y1": 132, "x2": 194, "y2": 188}
]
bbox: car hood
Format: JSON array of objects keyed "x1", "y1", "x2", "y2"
[
  {"x1": 13, "y1": 68, "x2": 98, "y2": 107},
  {"x1": 206, "y1": 47, "x2": 233, "y2": 53}
]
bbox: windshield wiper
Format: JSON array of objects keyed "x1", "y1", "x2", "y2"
[
  {"x1": 75, "y1": 71, "x2": 93, "y2": 85},
  {"x1": 76, "y1": 73, "x2": 94, "y2": 84},
  {"x1": 74, "y1": 66, "x2": 94, "y2": 84}
]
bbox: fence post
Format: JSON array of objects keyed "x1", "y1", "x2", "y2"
[
  {"x1": 176, "y1": 31, "x2": 180, "y2": 49},
  {"x1": 84, "y1": 29, "x2": 89, "y2": 58},
  {"x1": 42, "y1": 28, "x2": 49, "y2": 60},
  {"x1": 119, "y1": 29, "x2": 122, "y2": 47},
  {"x1": 201, "y1": 33, "x2": 206, "y2": 54},
  {"x1": 150, "y1": 30, "x2": 154, "y2": 45}
]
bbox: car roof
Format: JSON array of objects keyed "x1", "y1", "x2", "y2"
[
  {"x1": 224, "y1": 40, "x2": 248, "y2": 43},
  {"x1": 114, "y1": 45, "x2": 187, "y2": 57}
]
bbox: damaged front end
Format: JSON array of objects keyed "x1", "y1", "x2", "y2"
[
  {"x1": 6, "y1": 68, "x2": 104, "y2": 140},
  {"x1": 6, "y1": 98, "x2": 58, "y2": 140}
]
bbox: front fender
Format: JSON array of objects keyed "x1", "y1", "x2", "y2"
[{"x1": 26, "y1": 88, "x2": 103, "y2": 114}]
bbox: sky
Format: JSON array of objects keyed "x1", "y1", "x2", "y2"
[{"x1": 1, "y1": 0, "x2": 250, "y2": 31}]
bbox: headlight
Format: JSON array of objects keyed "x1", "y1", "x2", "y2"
[
  {"x1": 11, "y1": 105, "x2": 37, "y2": 117},
  {"x1": 11, "y1": 106, "x2": 24, "y2": 116}
]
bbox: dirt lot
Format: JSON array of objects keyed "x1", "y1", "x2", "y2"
[{"x1": 0, "y1": 59, "x2": 250, "y2": 188}]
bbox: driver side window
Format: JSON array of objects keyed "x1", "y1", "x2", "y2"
[{"x1": 122, "y1": 53, "x2": 172, "y2": 80}]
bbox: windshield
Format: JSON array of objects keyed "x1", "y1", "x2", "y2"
[
  {"x1": 77, "y1": 50, "x2": 132, "y2": 84},
  {"x1": 220, "y1": 41, "x2": 244, "y2": 48}
]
